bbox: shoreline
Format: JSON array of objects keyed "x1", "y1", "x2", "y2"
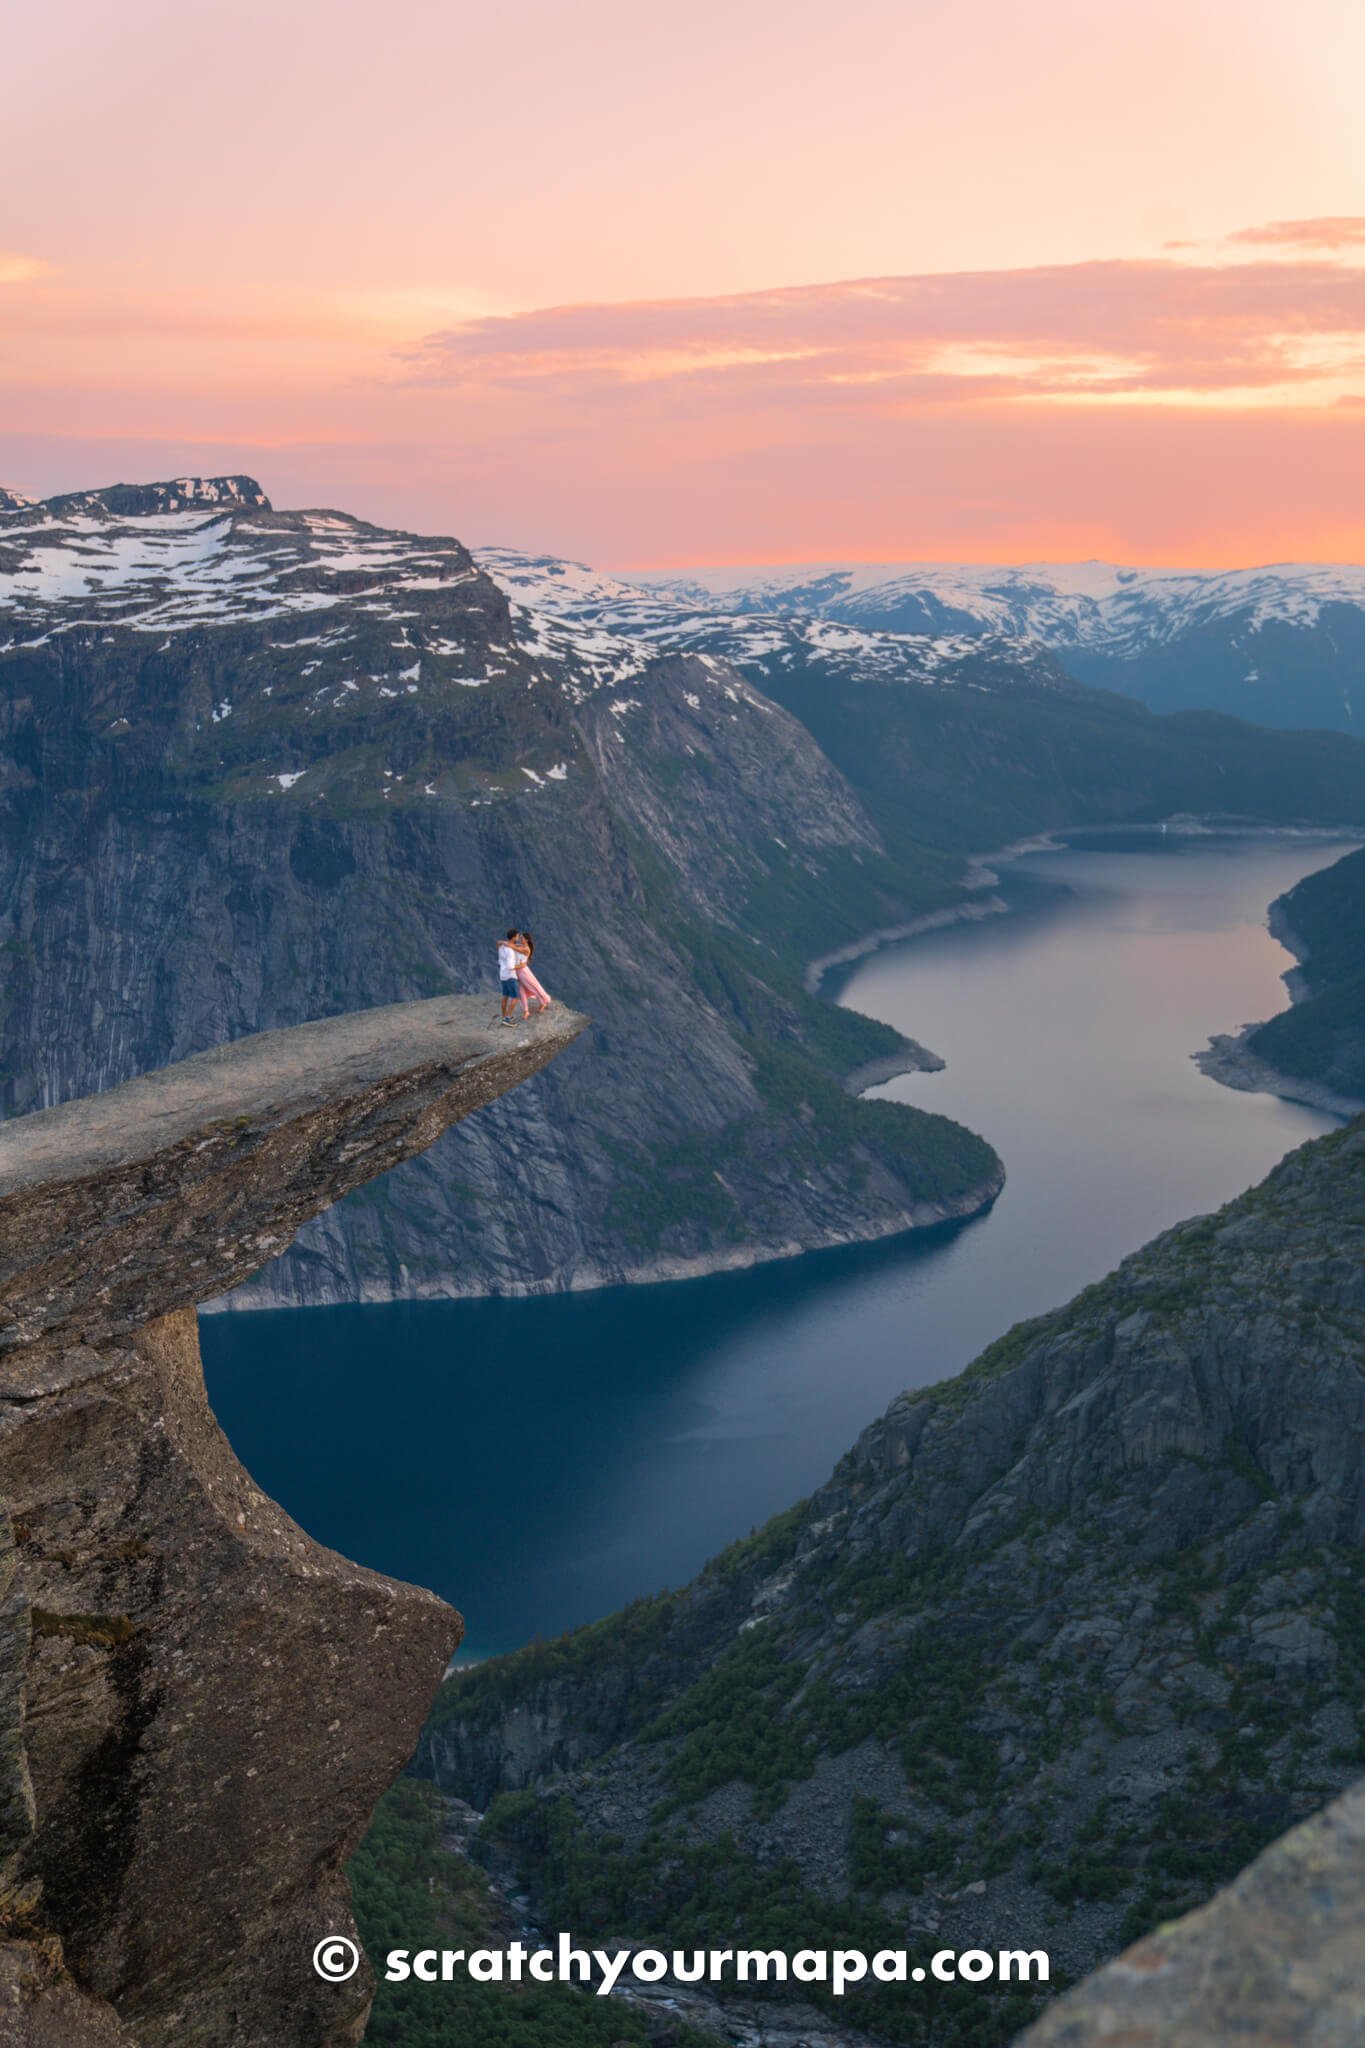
[
  {"x1": 1194, "y1": 893, "x2": 1365, "y2": 1121},
  {"x1": 809, "y1": 817, "x2": 1365, "y2": 998},
  {"x1": 209, "y1": 815, "x2": 1363, "y2": 1315},
  {"x1": 803, "y1": 830, "x2": 1064, "y2": 996},
  {"x1": 204, "y1": 1161, "x2": 1006, "y2": 1314},
  {"x1": 841, "y1": 1037, "x2": 946, "y2": 1095},
  {"x1": 1193, "y1": 1032, "x2": 1364, "y2": 1121}
]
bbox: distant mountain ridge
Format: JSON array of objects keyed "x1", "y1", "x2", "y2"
[
  {"x1": 623, "y1": 558, "x2": 1365, "y2": 732},
  {"x1": 5, "y1": 476, "x2": 1365, "y2": 1307}
]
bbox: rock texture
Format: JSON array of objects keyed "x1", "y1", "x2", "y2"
[
  {"x1": 0, "y1": 996, "x2": 584, "y2": 2046},
  {"x1": 423, "y1": 1115, "x2": 1365, "y2": 2045},
  {"x1": 0, "y1": 995, "x2": 582, "y2": 1347},
  {"x1": 1017, "y1": 1779, "x2": 1365, "y2": 2046},
  {"x1": 0, "y1": 477, "x2": 1009, "y2": 1309},
  {"x1": 6, "y1": 480, "x2": 1365, "y2": 1310}
]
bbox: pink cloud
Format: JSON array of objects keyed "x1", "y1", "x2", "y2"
[
  {"x1": 1228, "y1": 216, "x2": 1365, "y2": 249},
  {"x1": 8, "y1": 248, "x2": 1365, "y2": 571},
  {"x1": 398, "y1": 253, "x2": 1365, "y2": 418}
]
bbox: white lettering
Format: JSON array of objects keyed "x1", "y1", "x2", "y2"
[
  {"x1": 999, "y1": 1949, "x2": 1051, "y2": 1983},
  {"x1": 735, "y1": 1949, "x2": 787, "y2": 1983},
  {"x1": 593, "y1": 1948, "x2": 630, "y2": 1996},
  {"x1": 833, "y1": 1950, "x2": 868, "y2": 1996},
  {"x1": 556, "y1": 1933, "x2": 592, "y2": 1982}
]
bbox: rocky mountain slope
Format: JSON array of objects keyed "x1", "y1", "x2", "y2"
[
  {"x1": 0, "y1": 996, "x2": 581, "y2": 2046},
  {"x1": 0, "y1": 477, "x2": 1005, "y2": 1306},
  {"x1": 5, "y1": 478, "x2": 1365, "y2": 1309},
  {"x1": 419, "y1": 1115, "x2": 1365, "y2": 2047},
  {"x1": 483, "y1": 547, "x2": 1365, "y2": 866},
  {"x1": 1198, "y1": 841, "x2": 1365, "y2": 1116},
  {"x1": 1244, "y1": 843, "x2": 1365, "y2": 1103},
  {"x1": 629, "y1": 559, "x2": 1365, "y2": 733}
]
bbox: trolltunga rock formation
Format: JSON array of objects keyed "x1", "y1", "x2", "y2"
[{"x1": 0, "y1": 995, "x2": 585, "y2": 2047}]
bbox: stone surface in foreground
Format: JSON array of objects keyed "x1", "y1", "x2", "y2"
[
  {"x1": 0, "y1": 997, "x2": 585, "y2": 2046},
  {"x1": 1016, "y1": 1780, "x2": 1365, "y2": 2045}
]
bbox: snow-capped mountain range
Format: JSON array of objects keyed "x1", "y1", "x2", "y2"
[
  {"x1": 624, "y1": 559, "x2": 1365, "y2": 730},
  {"x1": 3, "y1": 475, "x2": 1364, "y2": 1311},
  {"x1": 0, "y1": 477, "x2": 487, "y2": 648},
  {"x1": 477, "y1": 546, "x2": 1065, "y2": 699},
  {"x1": 5, "y1": 474, "x2": 1363, "y2": 734},
  {"x1": 631, "y1": 557, "x2": 1365, "y2": 641}
]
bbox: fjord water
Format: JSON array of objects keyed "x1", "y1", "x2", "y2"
[{"x1": 201, "y1": 833, "x2": 1357, "y2": 1659}]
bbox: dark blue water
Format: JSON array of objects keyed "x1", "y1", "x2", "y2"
[{"x1": 201, "y1": 832, "x2": 1356, "y2": 1658}]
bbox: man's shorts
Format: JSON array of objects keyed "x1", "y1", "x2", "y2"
[{"x1": 501, "y1": 977, "x2": 521, "y2": 999}]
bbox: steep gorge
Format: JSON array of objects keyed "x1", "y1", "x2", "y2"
[{"x1": 420, "y1": 1114, "x2": 1365, "y2": 2046}]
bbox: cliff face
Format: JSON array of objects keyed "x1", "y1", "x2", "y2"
[
  {"x1": 0, "y1": 996, "x2": 584, "y2": 2046},
  {"x1": 6, "y1": 480, "x2": 1365, "y2": 1311},
  {"x1": 0, "y1": 478, "x2": 1005, "y2": 1310},
  {"x1": 422, "y1": 1116, "x2": 1365, "y2": 2045}
]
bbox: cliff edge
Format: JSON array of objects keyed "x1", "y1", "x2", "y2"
[{"x1": 0, "y1": 996, "x2": 585, "y2": 2046}]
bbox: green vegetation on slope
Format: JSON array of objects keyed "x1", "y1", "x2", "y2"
[
  {"x1": 1246, "y1": 844, "x2": 1365, "y2": 1098},
  {"x1": 753, "y1": 655, "x2": 1365, "y2": 869},
  {"x1": 421, "y1": 1121, "x2": 1365, "y2": 2035},
  {"x1": 353, "y1": 1779, "x2": 715, "y2": 2048},
  {"x1": 478, "y1": 1793, "x2": 1045, "y2": 2048}
]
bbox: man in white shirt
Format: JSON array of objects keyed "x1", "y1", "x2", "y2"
[{"x1": 498, "y1": 931, "x2": 528, "y2": 1024}]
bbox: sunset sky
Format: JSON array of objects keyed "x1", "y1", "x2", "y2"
[{"x1": 5, "y1": 0, "x2": 1365, "y2": 566}]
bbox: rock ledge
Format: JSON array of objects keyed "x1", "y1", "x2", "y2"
[{"x1": 0, "y1": 997, "x2": 585, "y2": 2046}]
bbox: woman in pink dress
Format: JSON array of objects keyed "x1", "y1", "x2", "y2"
[{"x1": 514, "y1": 931, "x2": 552, "y2": 1012}]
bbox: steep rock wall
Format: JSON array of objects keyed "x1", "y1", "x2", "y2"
[
  {"x1": 0, "y1": 997, "x2": 584, "y2": 2045},
  {"x1": 422, "y1": 1116, "x2": 1365, "y2": 2041}
]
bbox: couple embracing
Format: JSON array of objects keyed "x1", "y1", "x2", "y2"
[{"x1": 497, "y1": 928, "x2": 552, "y2": 1024}]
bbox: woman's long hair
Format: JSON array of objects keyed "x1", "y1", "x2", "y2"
[{"x1": 519, "y1": 930, "x2": 535, "y2": 959}]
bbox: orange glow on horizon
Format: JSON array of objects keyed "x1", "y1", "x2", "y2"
[{"x1": 5, "y1": 0, "x2": 1365, "y2": 568}]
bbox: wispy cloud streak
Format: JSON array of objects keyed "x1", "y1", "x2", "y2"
[
  {"x1": 405, "y1": 246, "x2": 1365, "y2": 409},
  {"x1": 1228, "y1": 216, "x2": 1365, "y2": 249}
]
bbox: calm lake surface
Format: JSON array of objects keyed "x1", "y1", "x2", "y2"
[{"x1": 201, "y1": 832, "x2": 1358, "y2": 1658}]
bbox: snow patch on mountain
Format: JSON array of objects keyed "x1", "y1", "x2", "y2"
[
  {"x1": 474, "y1": 545, "x2": 1059, "y2": 698},
  {"x1": 628, "y1": 558, "x2": 1365, "y2": 653},
  {"x1": 0, "y1": 485, "x2": 482, "y2": 643}
]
